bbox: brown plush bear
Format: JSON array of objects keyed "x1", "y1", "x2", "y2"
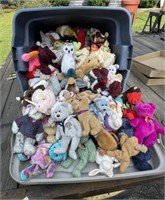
[
  {"x1": 99, "y1": 133, "x2": 148, "y2": 173},
  {"x1": 71, "y1": 95, "x2": 118, "y2": 151},
  {"x1": 76, "y1": 56, "x2": 103, "y2": 79}
]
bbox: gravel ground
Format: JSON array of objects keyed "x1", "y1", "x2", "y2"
[{"x1": 85, "y1": 183, "x2": 164, "y2": 200}]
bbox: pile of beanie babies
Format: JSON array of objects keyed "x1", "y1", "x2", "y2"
[{"x1": 11, "y1": 25, "x2": 165, "y2": 181}]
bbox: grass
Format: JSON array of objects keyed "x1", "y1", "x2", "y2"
[
  {"x1": 0, "y1": 8, "x2": 16, "y2": 67},
  {"x1": 0, "y1": 8, "x2": 164, "y2": 68}
]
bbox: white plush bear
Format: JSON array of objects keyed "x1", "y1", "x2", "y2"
[
  {"x1": 49, "y1": 102, "x2": 82, "y2": 160},
  {"x1": 12, "y1": 107, "x2": 44, "y2": 156}
]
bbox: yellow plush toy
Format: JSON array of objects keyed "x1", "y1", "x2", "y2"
[
  {"x1": 99, "y1": 133, "x2": 148, "y2": 173},
  {"x1": 44, "y1": 125, "x2": 56, "y2": 144}
]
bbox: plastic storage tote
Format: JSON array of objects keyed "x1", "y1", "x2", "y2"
[{"x1": 12, "y1": 6, "x2": 133, "y2": 93}]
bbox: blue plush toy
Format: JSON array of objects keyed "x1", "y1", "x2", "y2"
[
  {"x1": 89, "y1": 96, "x2": 112, "y2": 123},
  {"x1": 49, "y1": 140, "x2": 67, "y2": 162},
  {"x1": 118, "y1": 118, "x2": 134, "y2": 139},
  {"x1": 132, "y1": 149, "x2": 152, "y2": 171}
]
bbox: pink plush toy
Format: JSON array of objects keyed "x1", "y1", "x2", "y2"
[
  {"x1": 26, "y1": 89, "x2": 56, "y2": 115},
  {"x1": 130, "y1": 102, "x2": 165, "y2": 148},
  {"x1": 22, "y1": 50, "x2": 40, "y2": 79}
]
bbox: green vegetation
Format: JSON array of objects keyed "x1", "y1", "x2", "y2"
[
  {"x1": 0, "y1": 8, "x2": 15, "y2": 67},
  {"x1": 139, "y1": 0, "x2": 158, "y2": 8},
  {"x1": 49, "y1": 0, "x2": 70, "y2": 6},
  {"x1": 88, "y1": 0, "x2": 110, "y2": 6}
]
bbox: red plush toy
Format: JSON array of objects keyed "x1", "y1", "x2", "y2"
[
  {"x1": 84, "y1": 67, "x2": 109, "y2": 94},
  {"x1": 121, "y1": 86, "x2": 142, "y2": 120},
  {"x1": 76, "y1": 28, "x2": 86, "y2": 49}
]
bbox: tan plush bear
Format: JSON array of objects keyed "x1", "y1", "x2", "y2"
[
  {"x1": 76, "y1": 56, "x2": 103, "y2": 79},
  {"x1": 71, "y1": 95, "x2": 119, "y2": 151},
  {"x1": 99, "y1": 133, "x2": 148, "y2": 173},
  {"x1": 44, "y1": 125, "x2": 56, "y2": 144}
]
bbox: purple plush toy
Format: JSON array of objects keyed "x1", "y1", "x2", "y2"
[{"x1": 130, "y1": 102, "x2": 165, "y2": 148}]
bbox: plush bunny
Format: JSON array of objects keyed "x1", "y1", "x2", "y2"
[
  {"x1": 88, "y1": 150, "x2": 120, "y2": 177},
  {"x1": 49, "y1": 102, "x2": 82, "y2": 160}
]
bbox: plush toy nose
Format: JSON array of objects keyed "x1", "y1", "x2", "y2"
[
  {"x1": 68, "y1": 50, "x2": 70, "y2": 53},
  {"x1": 57, "y1": 114, "x2": 60, "y2": 117}
]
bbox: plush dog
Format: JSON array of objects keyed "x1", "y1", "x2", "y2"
[
  {"x1": 99, "y1": 134, "x2": 148, "y2": 173},
  {"x1": 71, "y1": 95, "x2": 102, "y2": 136},
  {"x1": 49, "y1": 102, "x2": 82, "y2": 159}
]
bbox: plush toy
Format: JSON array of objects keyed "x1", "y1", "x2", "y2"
[
  {"x1": 132, "y1": 149, "x2": 152, "y2": 171},
  {"x1": 31, "y1": 44, "x2": 58, "y2": 76},
  {"x1": 89, "y1": 41, "x2": 116, "y2": 68},
  {"x1": 75, "y1": 47, "x2": 90, "y2": 69},
  {"x1": 22, "y1": 50, "x2": 40, "y2": 78},
  {"x1": 83, "y1": 67, "x2": 109, "y2": 94},
  {"x1": 76, "y1": 56, "x2": 103, "y2": 79},
  {"x1": 88, "y1": 28, "x2": 109, "y2": 47},
  {"x1": 11, "y1": 109, "x2": 45, "y2": 156},
  {"x1": 19, "y1": 140, "x2": 67, "y2": 181},
  {"x1": 48, "y1": 140, "x2": 67, "y2": 162},
  {"x1": 71, "y1": 95, "x2": 102, "y2": 136},
  {"x1": 120, "y1": 86, "x2": 142, "y2": 106},
  {"x1": 120, "y1": 86, "x2": 142, "y2": 120},
  {"x1": 89, "y1": 96, "x2": 112, "y2": 124},
  {"x1": 16, "y1": 83, "x2": 45, "y2": 108},
  {"x1": 107, "y1": 64, "x2": 119, "y2": 75},
  {"x1": 25, "y1": 88, "x2": 56, "y2": 116},
  {"x1": 71, "y1": 95, "x2": 119, "y2": 151},
  {"x1": 60, "y1": 77, "x2": 87, "y2": 93},
  {"x1": 44, "y1": 125, "x2": 56, "y2": 144},
  {"x1": 60, "y1": 136, "x2": 96, "y2": 177},
  {"x1": 108, "y1": 96, "x2": 123, "y2": 114},
  {"x1": 130, "y1": 102, "x2": 165, "y2": 148},
  {"x1": 49, "y1": 102, "x2": 82, "y2": 160},
  {"x1": 88, "y1": 150, "x2": 120, "y2": 177},
  {"x1": 76, "y1": 28, "x2": 86, "y2": 49},
  {"x1": 118, "y1": 118, "x2": 134, "y2": 139},
  {"x1": 56, "y1": 25, "x2": 76, "y2": 38},
  {"x1": 104, "y1": 111, "x2": 122, "y2": 132},
  {"x1": 99, "y1": 133, "x2": 148, "y2": 173},
  {"x1": 106, "y1": 65, "x2": 123, "y2": 98},
  {"x1": 61, "y1": 42, "x2": 77, "y2": 86}
]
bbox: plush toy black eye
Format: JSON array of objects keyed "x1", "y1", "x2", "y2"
[
  {"x1": 59, "y1": 110, "x2": 61, "y2": 112},
  {"x1": 65, "y1": 47, "x2": 68, "y2": 51},
  {"x1": 71, "y1": 48, "x2": 73, "y2": 51}
]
